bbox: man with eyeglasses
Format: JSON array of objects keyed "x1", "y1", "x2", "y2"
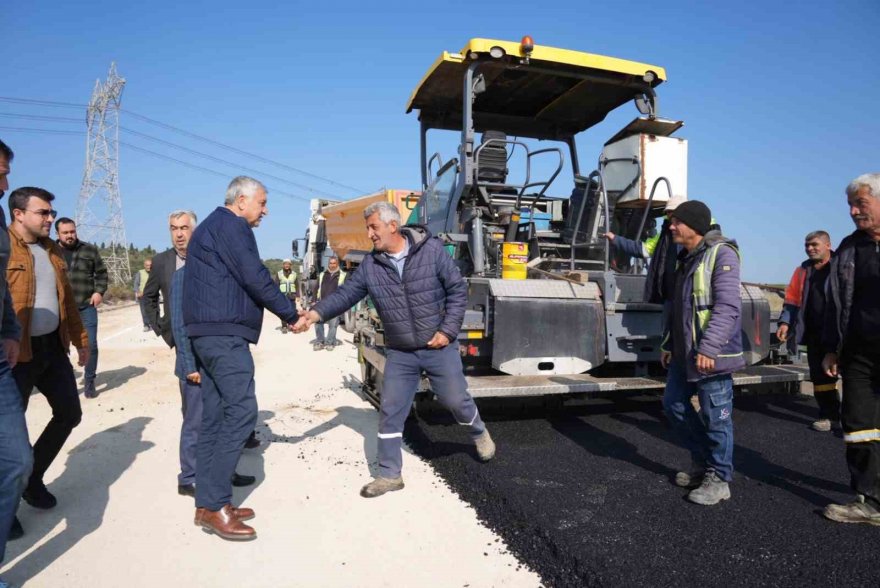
[
  {"x1": 0, "y1": 140, "x2": 33, "y2": 585},
  {"x1": 6, "y1": 187, "x2": 89, "y2": 529},
  {"x1": 55, "y1": 216, "x2": 107, "y2": 399}
]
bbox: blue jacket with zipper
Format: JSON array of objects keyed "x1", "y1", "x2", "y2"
[{"x1": 313, "y1": 225, "x2": 467, "y2": 351}]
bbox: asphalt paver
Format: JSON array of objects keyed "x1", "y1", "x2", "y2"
[{"x1": 404, "y1": 393, "x2": 880, "y2": 588}]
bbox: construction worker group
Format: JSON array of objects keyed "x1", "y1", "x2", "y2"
[{"x1": 0, "y1": 133, "x2": 878, "y2": 551}]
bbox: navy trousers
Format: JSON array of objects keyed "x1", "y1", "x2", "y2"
[
  {"x1": 178, "y1": 379, "x2": 202, "y2": 486},
  {"x1": 379, "y1": 343, "x2": 485, "y2": 479},
  {"x1": 191, "y1": 336, "x2": 257, "y2": 511}
]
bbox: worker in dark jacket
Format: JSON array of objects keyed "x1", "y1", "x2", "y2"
[
  {"x1": 183, "y1": 176, "x2": 297, "y2": 541},
  {"x1": 776, "y1": 230, "x2": 839, "y2": 432},
  {"x1": 660, "y1": 200, "x2": 744, "y2": 506},
  {"x1": 294, "y1": 201, "x2": 495, "y2": 498},
  {"x1": 821, "y1": 173, "x2": 880, "y2": 526},
  {"x1": 313, "y1": 255, "x2": 345, "y2": 350}
]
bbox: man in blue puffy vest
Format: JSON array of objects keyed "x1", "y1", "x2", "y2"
[
  {"x1": 293, "y1": 201, "x2": 495, "y2": 498},
  {"x1": 660, "y1": 200, "x2": 744, "y2": 506},
  {"x1": 183, "y1": 176, "x2": 298, "y2": 540}
]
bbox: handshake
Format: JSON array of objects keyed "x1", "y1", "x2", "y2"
[{"x1": 286, "y1": 309, "x2": 321, "y2": 334}]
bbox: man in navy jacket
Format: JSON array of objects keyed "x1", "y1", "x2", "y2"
[
  {"x1": 183, "y1": 176, "x2": 297, "y2": 540},
  {"x1": 294, "y1": 201, "x2": 495, "y2": 498}
]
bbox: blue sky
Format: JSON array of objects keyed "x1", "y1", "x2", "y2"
[{"x1": 3, "y1": 0, "x2": 878, "y2": 282}]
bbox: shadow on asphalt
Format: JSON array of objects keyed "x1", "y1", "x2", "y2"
[
  {"x1": 4, "y1": 417, "x2": 154, "y2": 586},
  {"x1": 94, "y1": 365, "x2": 148, "y2": 396},
  {"x1": 234, "y1": 411, "x2": 273, "y2": 505}
]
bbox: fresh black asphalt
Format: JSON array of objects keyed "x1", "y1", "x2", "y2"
[{"x1": 404, "y1": 392, "x2": 879, "y2": 588}]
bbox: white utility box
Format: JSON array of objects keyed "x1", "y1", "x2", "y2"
[{"x1": 600, "y1": 130, "x2": 688, "y2": 208}]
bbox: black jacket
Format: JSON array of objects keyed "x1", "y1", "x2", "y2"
[{"x1": 143, "y1": 248, "x2": 178, "y2": 348}]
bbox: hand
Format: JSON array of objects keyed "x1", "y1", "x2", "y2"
[
  {"x1": 822, "y1": 352, "x2": 838, "y2": 378},
  {"x1": 2, "y1": 339, "x2": 20, "y2": 369},
  {"x1": 427, "y1": 332, "x2": 450, "y2": 349},
  {"x1": 186, "y1": 372, "x2": 201, "y2": 384},
  {"x1": 660, "y1": 350, "x2": 671, "y2": 369},
  {"x1": 90, "y1": 293, "x2": 103, "y2": 307},
  {"x1": 776, "y1": 324, "x2": 789, "y2": 342},
  {"x1": 696, "y1": 353, "x2": 715, "y2": 374},
  {"x1": 604, "y1": 231, "x2": 616, "y2": 242},
  {"x1": 292, "y1": 309, "x2": 320, "y2": 333},
  {"x1": 77, "y1": 347, "x2": 90, "y2": 367}
]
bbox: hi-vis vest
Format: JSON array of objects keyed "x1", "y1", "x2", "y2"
[
  {"x1": 136, "y1": 269, "x2": 149, "y2": 295},
  {"x1": 277, "y1": 269, "x2": 297, "y2": 294},
  {"x1": 691, "y1": 242, "x2": 742, "y2": 351},
  {"x1": 317, "y1": 270, "x2": 346, "y2": 300}
]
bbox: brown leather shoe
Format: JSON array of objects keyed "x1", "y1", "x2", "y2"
[
  {"x1": 194, "y1": 505, "x2": 255, "y2": 524},
  {"x1": 195, "y1": 505, "x2": 256, "y2": 540}
]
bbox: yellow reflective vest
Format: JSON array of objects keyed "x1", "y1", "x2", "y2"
[{"x1": 277, "y1": 269, "x2": 297, "y2": 295}]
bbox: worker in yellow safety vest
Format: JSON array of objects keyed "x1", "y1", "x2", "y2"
[{"x1": 275, "y1": 258, "x2": 298, "y2": 333}]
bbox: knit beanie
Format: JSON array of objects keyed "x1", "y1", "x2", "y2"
[{"x1": 670, "y1": 200, "x2": 711, "y2": 236}]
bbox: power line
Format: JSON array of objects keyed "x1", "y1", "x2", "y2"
[
  {"x1": 0, "y1": 95, "x2": 367, "y2": 195},
  {"x1": 0, "y1": 112, "x2": 82, "y2": 123},
  {"x1": 0, "y1": 125, "x2": 312, "y2": 202}
]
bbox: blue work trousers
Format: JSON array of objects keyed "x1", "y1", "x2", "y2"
[
  {"x1": 379, "y1": 343, "x2": 485, "y2": 479},
  {"x1": 191, "y1": 336, "x2": 257, "y2": 511},
  {"x1": 0, "y1": 359, "x2": 32, "y2": 564},
  {"x1": 79, "y1": 304, "x2": 99, "y2": 382},
  {"x1": 662, "y1": 361, "x2": 734, "y2": 482},
  {"x1": 178, "y1": 378, "x2": 202, "y2": 486}
]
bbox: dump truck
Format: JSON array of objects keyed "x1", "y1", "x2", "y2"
[
  {"x1": 350, "y1": 37, "x2": 808, "y2": 407},
  {"x1": 295, "y1": 189, "x2": 418, "y2": 332}
]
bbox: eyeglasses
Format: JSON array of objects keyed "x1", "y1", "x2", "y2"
[{"x1": 24, "y1": 208, "x2": 58, "y2": 218}]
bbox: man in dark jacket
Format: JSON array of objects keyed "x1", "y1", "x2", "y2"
[
  {"x1": 313, "y1": 255, "x2": 345, "y2": 350},
  {"x1": 55, "y1": 217, "x2": 107, "y2": 398},
  {"x1": 822, "y1": 173, "x2": 880, "y2": 526},
  {"x1": 660, "y1": 200, "x2": 744, "y2": 506},
  {"x1": 294, "y1": 201, "x2": 495, "y2": 498},
  {"x1": 776, "y1": 230, "x2": 839, "y2": 432},
  {"x1": 183, "y1": 176, "x2": 297, "y2": 540}
]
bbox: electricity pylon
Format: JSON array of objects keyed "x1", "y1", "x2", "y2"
[{"x1": 75, "y1": 62, "x2": 131, "y2": 286}]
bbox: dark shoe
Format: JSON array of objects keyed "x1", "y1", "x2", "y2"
[
  {"x1": 195, "y1": 505, "x2": 256, "y2": 540},
  {"x1": 8, "y1": 516, "x2": 23, "y2": 540},
  {"x1": 244, "y1": 432, "x2": 260, "y2": 449},
  {"x1": 23, "y1": 483, "x2": 57, "y2": 509},
  {"x1": 281, "y1": 326, "x2": 289, "y2": 334},
  {"x1": 83, "y1": 379, "x2": 98, "y2": 399},
  {"x1": 313, "y1": 342, "x2": 324, "y2": 351},
  {"x1": 178, "y1": 483, "x2": 195, "y2": 497},
  {"x1": 231, "y1": 473, "x2": 256, "y2": 487}
]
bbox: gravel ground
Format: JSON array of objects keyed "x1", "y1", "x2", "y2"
[{"x1": 405, "y1": 392, "x2": 879, "y2": 588}]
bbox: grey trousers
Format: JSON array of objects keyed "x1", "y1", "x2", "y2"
[
  {"x1": 179, "y1": 378, "x2": 202, "y2": 485},
  {"x1": 378, "y1": 343, "x2": 484, "y2": 478}
]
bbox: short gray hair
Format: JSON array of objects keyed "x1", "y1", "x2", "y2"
[
  {"x1": 168, "y1": 209, "x2": 197, "y2": 226},
  {"x1": 225, "y1": 176, "x2": 267, "y2": 205},
  {"x1": 846, "y1": 173, "x2": 880, "y2": 199},
  {"x1": 804, "y1": 230, "x2": 830, "y2": 243},
  {"x1": 363, "y1": 201, "x2": 401, "y2": 225}
]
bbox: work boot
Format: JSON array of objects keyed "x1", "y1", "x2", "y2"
[
  {"x1": 687, "y1": 471, "x2": 730, "y2": 506},
  {"x1": 474, "y1": 430, "x2": 496, "y2": 462},
  {"x1": 83, "y1": 378, "x2": 98, "y2": 399},
  {"x1": 675, "y1": 460, "x2": 706, "y2": 488},
  {"x1": 823, "y1": 496, "x2": 880, "y2": 526},
  {"x1": 195, "y1": 505, "x2": 256, "y2": 540},
  {"x1": 244, "y1": 431, "x2": 261, "y2": 449},
  {"x1": 23, "y1": 481, "x2": 57, "y2": 509},
  {"x1": 313, "y1": 342, "x2": 324, "y2": 351},
  {"x1": 811, "y1": 419, "x2": 832, "y2": 432},
  {"x1": 178, "y1": 483, "x2": 195, "y2": 498},
  {"x1": 360, "y1": 477, "x2": 404, "y2": 498}
]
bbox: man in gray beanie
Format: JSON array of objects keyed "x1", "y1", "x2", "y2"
[{"x1": 660, "y1": 199, "x2": 744, "y2": 506}]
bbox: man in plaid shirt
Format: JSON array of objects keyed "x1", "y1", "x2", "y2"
[{"x1": 54, "y1": 217, "x2": 107, "y2": 398}]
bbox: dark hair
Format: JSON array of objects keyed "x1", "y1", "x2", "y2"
[
  {"x1": 805, "y1": 230, "x2": 830, "y2": 243},
  {"x1": 54, "y1": 216, "x2": 76, "y2": 232},
  {"x1": 8, "y1": 187, "x2": 55, "y2": 217},
  {"x1": 0, "y1": 139, "x2": 13, "y2": 162}
]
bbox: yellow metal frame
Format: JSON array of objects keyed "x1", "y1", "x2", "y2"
[{"x1": 406, "y1": 38, "x2": 666, "y2": 112}]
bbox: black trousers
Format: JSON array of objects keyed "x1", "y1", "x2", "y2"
[
  {"x1": 13, "y1": 332, "x2": 82, "y2": 488},
  {"x1": 840, "y1": 347, "x2": 880, "y2": 503},
  {"x1": 806, "y1": 341, "x2": 840, "y2": 421}
]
